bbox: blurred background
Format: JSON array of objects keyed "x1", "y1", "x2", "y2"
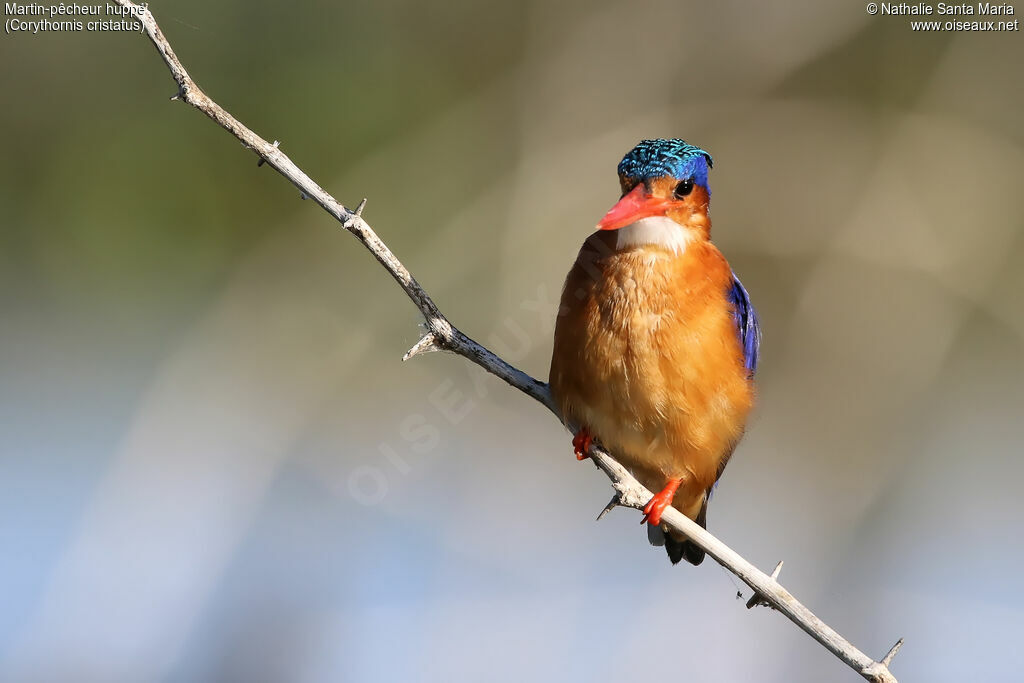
[{"x1": 2, "y1": 1, "x2": 1022, "y2": 681}]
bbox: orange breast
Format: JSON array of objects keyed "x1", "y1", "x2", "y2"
[{"x1": 549, "y1": 231, "x2": 754, "y2": 520}]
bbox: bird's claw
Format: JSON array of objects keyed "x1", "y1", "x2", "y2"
[
  {"x1": 640, "y1": 478, "x2": 683, "y2": 527},
  {"x1": 572, "y1": 428, "x2": 593, "y2": 461}
]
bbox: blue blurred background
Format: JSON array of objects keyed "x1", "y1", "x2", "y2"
[{"x1": 2, "y1": 1, "x2": 1023, "y2": 681}]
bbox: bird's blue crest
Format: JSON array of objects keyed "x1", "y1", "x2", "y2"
[{"x1": 617, "y1": 139, "x2": 713, "y2": 190}]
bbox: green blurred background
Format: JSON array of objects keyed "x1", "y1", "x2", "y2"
[{"x1": 2, "y1": 1, "x2": 1023, "y2": 681}]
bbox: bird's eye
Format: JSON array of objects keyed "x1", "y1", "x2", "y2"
[{"x1": 674, "y1": 179, "x2": 694, "y2": 199}]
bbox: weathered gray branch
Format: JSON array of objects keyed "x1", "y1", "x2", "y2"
[{"x1": 114, "y1": 3, "x2": 902, "y2": 680}]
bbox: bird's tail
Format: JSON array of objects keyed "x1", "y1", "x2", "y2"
[{"x1": 659, "y1": 500, "x2": 708, "y2": 566}]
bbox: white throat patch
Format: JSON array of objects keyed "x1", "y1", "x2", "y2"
[{"x1": 615, "y1": 216, "x2": 694, "y2": 254}]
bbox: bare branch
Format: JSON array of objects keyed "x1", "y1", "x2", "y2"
[
  {"x1": 257, "y1": 140, "x2": 280, "y2": 167},
  {"x1": 113, "y1": 3, "x2": 902, "y2": 681},
  {"x1": 746, "y1": 560, "x2": 784, "y2": 610}
]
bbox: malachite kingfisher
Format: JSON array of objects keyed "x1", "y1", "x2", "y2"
[{"x1": 549, "y1": 139, "x2": 761, "y2": 565}]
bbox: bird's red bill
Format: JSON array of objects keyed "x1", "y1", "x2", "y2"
[{"x1": 597, "y1": 184, "x2": 673, "y2": 231}]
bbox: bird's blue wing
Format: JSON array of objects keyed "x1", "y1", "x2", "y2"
[{"x1": 726, "y1": 273, "x2": 760, "y2": 377}]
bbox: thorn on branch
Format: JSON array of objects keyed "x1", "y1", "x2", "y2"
[
  {"x1": 355, "y1": 198, "x2": 367, "y2": 216},
  {"x1": 257, "y1": 140, "x2": 280, "y2": 167},
  {"x1": 596, "y1": 493, "x2": 620, "y2": 521},
  {"x1": 403, "y1": 332, "x2": 441, "y2": 361},
  {"x1": 880, "y1": 638, "x2": 904, "y2": 667},
  {"x1": 169, "y1": 85, "x2": 185, "y2": 101},
  {"x1": 746, "y1": 560, "x2": 784, "y2": 610}
]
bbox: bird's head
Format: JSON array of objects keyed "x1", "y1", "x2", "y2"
[{"x1": 597, "y1": 139, "x2": 713, "y2": 242}]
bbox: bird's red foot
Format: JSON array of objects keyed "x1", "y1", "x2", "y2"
[
  {"x1": 641, "y1": 478, "x2": 683, "y2": 526},
  {"x1": 572, "y1": 428, "x2": 593, "y2": 461}
]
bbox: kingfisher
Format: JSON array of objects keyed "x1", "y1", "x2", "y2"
[{"x1": 549, "y1": 139, "x2": 760, "y2": 565}]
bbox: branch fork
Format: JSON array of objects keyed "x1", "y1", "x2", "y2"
[{"x1": 113, "y1": 3, "x2": 903, "y2": 680}]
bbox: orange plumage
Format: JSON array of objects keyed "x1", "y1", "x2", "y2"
[{"x1": 549, "y1": 140, "x2": 758, "y2": 565}]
